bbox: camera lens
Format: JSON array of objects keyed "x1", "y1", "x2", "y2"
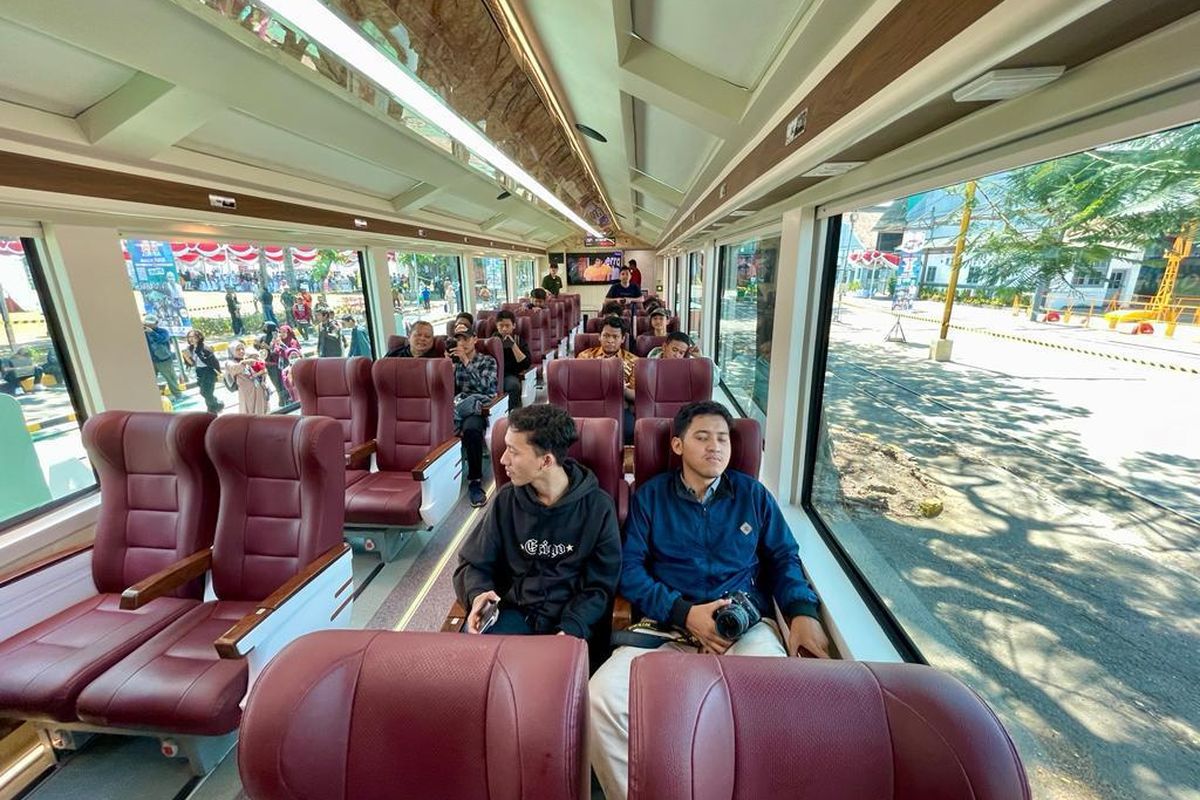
[{"x1": 714, "y1": 605, "x2": 749, "y2": 640}]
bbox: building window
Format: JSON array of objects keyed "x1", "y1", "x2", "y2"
[
  {"x1": 388, "y1": 252, "x2": 462, "y2": 333},
  {"x1": 0, "y1": 236, "x2": 96, "y2": 531},
  {"x1": 714, "y1": 235, "x2": 779, "y2": 422},
  {"x1": 121, "y1": 240, "x2": 372, "y2": 415},
  {"x1": 472, "y1": 256, "x2": 508, "y2": 310}
]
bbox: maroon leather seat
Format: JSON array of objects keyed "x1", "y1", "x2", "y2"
[
  {"x1": 547, "y1": 358, "x2": 627, "y2": 443},
  {"x1": 634, "y1": 358, "x2": 713, "y2": 420},
  {"x1": 344, "y1": 358, "x2": 456, "y2": 526},
  {"x1": 292, "y1": 357, "x2": 376, "y2": 483},
  {"x1": 491, "y1": 416, "x2": 627, "y2": 523},
  {"x1": 475, "y1": 317, "x2": 496, "y2": 339},
  {"x1": 574, "y1": 332, "x2": 601, "y2": 356},
  {"x1": 629, "y1": 654, "x2": 1030, "y2": 800},
  {"x1": 76, "y1": 415, "x2": 346, "y2": 736},
  {"x1": 635, "y1": 334, "x2": 667, "y2": 356},
  {"x1": 586, "y1": 314, "x2": 631, "y2": 334},
  {"x1": 476, "y1": 337, "x2": 506, "y2": 393},
  {"x1": 0, "y1": 411, "x2": 217, "y2": 723},
  {"x1": 634, "y1": 315, "x2": 680, "y2": 336},
  {"x1": 633, "y1": 416, "x2": 762, "y2": 488},
  {"x1": 239, "y1": 631, "x2": 591, "y2": 800},
  {"x1": 387, "y1": 334, "x2": 447, "y2": 358},
  {"x1": 516, "y1": 307, "x2": 549, "y2": 368}
]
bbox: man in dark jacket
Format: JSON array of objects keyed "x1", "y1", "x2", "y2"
[
  {"x1": 494, "y1": 310, "x2": 530, "y2": 408},
  {"x1": 453, "y1": 404, "x2": 621, "y2": 638},
  {"x1": 589, "y1": 400, "x2": 829, "y2": 800}
]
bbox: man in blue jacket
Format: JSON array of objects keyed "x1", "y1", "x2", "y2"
[{"x1": 589, "y1": 400, "x2": 829, "y2": 800}]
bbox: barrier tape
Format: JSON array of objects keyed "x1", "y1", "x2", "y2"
[{"x1": 884, "y1": 310, "x2": 1200, "y2": 376}]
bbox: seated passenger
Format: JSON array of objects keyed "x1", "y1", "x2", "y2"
[
  {"x1": 648, "y1": 306, "x2": 671, "y2": 338},
  {"x1": 589, "y1": 400, "x2": 830, "y2": 800},
  {"x1": 605, "y1": 266, "x2": 641, "y2": 301},
  {"x1": 576, "y1": 316, "x2": 636, "y2": 444},
  {"x1": 527, "y1": 287, "x2": 548, "y2": 310},
  {"x1": 647, "y1": 331, "x2": 700, "y2": 360},
  {"x1": 453, "y1": 405, "x2": 621, "y2": 637},
  {"x1": 385, "y1": 320, "x2": 437, "y2": 357},
  {"x1": 447, "y1": 328, "x2": 497, "y2": 507},
  {"x1": 453, "y1": 311, "x2": 474, "y2": 335},
  {"x1": 599, "y1": 300, "x2": 623, "y2": 318},
  {"x1": 494, "y1": 310, "x2": 531, "y2": 408}
]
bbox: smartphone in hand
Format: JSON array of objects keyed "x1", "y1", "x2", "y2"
[{"x1": 478, "y1": 599, "x2": 500, "y2": 633}]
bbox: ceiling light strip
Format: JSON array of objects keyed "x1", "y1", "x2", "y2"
[
  {"x1": 489, "y1": 0, "x2": 620, "y2": 233},
  {"x1": 258, "y1": 0, "x2": 602, "y2": 237}
]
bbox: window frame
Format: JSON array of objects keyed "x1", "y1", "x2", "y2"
[{"x1": 0, "y1": 237, "x2": 99, "y2": 536}]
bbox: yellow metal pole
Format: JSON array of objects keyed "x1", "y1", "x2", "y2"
[
  {"x1": 939, "y1": 181, "x2": 977, "y2": 341},
  {"x1": 1084, "y1": 302, "x2": 1094, "y2": 327}
]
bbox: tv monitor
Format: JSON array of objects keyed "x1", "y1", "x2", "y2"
[
  {"x1": 584, "y1": 235, "x2": 617, "y2": 248},
  {"x1": 565, "y1": 251, "x2": 623, "y2": 285}
]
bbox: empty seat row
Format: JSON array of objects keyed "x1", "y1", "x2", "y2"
[
  {"x1": 239, "y1": 631, "x2": 1031, "y2": 800},
  {"x1": 0, "y1": 411, "x2": 350, "y2": 774},
  {"x1": 292, "y1": 356, "x2": 506, "y2": 561}
]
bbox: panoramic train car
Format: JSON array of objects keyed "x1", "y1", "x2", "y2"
[{"x1": 0, "y1": 1, "x2": 1197, "y2": 798}]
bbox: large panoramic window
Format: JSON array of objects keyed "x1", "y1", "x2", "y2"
[
  {"x1": 0, "y1": 236, "x2": 95, "y2": 531},
  {"x1": 714, "y1": 234, "x2": 779, "y2": 422},
  {"x1": 514, "y1": 258, "x2": 535, "y2": 298},
  {"x1": 121, "y1": 240, "x2": 372, "y2": 415},
  {"x1": 388, "y1": 252, "x2": 462, "y2": 333},
  {"x1": 806, "y1": 121, "x2": 1200, "y2": 800},
  {"x1": 472, "y1": 256, "x2": 508, "y2": 310},
  {"x1": 686, "y1": 251, "x2": 704, "y2": 340}
]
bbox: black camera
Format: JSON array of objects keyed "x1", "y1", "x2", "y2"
[{"x1": 712, "y1": 591, "x2": 762, "y2": 641}]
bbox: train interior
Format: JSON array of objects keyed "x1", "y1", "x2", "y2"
[{"x1": 0, "y1": 1, "x2": 1198, "y2": 798}]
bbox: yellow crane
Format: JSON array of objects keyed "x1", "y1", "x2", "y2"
[{"x1": 1149, "y1": 221, "x2": 1196, "y2": 320}]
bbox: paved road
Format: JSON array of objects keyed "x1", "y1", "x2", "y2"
[{"x1": 814, "y1": 304, "x2": 1200, "y2": 799}]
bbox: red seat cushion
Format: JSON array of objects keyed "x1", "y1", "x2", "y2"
[
  {"x1": 344, "y1": 471, "x2": 423, "y2": 526},
  {"x1": 76, "y1": 600, "x2": 255, "y2": 736},
  {"x1": 346, "y1": 469, "x2": 369, "y2": 488},
  {"x1": 0, "y1": 594, "x2": 197, "y2": 723}
]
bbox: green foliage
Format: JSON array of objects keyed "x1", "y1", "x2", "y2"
[
  {"x1": 189, "y1": 312, "x2": 265, "y2": 339},
  {"x1": 971, "y1": 124, "x2": 1200, "y2": 290}
]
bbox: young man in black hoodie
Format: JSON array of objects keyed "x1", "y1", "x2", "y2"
[{"x1": 453, "y1": 404, "x2": 622, "y2": 638}]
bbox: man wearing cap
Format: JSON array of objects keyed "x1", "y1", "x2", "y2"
[
  {"x1": 447, "y1": 328, "x2": 498, "y2": 507},
  {"x1": 541, "y1": 262, "x2": 563, "y2": 296},
  {"x1": 143, "y1": 315, "x2": 183, "y2": 403}
]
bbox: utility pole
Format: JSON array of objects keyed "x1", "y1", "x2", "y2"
[{"x1": 931, "y1": 180, "x2": 977, "y2": 361}]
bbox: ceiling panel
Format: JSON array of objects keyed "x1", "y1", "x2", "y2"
[
  {"x1": 631, "y1": 0, "x2": 812, "y2": 89},
  {"x1": 636, "y1": 190, "x2": 675, "y2": 221},
  {"x1": 425, "y1": 195, "x2": 498, "y2": 225},
  {"x1": 180, "y1": 109, "x2": 421, "y2": 198},
  {"x1": 0, "y1": 20, "x2": 134, "y2": 117},
  {"x1": 495, "y1": 218, "x2": 537, "y2": 236},
  {"x1": 633, "y1": 98, "x2": 718, "y2": 195}
]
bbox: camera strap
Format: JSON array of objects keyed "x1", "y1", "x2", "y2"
[{"x1": 611, "y1": 622, "x2": 699, "y2": 650}]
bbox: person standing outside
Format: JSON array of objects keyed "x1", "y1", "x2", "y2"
[
  {"x1": 143, "y1": 315, "x2": 183, "y2": 404},
  {"x1": 315, "y1": 306, "x2": 343, "y2": 357},
  {"x1": 343, "y1": 314, "x2": 372, "y2": 358},
  {"x1": 225, "y1": 288, "x2": 243, "y2": 336},
  {"x1": 420, "y1": 284, "x2": 432, "y2": 310},
  {"x1": 183, "y1": 330, "x2": 224, "y2": 413},
  {"x1": 259, "y1": 282, "x2": 277, "y2": 325},
  {"x1": 542, "y1": 262, "x2": 563, "y2": 296},
  {"x1": 444, "y1": 278, "x2": 457, "y2": 314}
]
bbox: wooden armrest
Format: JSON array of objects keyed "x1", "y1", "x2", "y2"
[
  {"x1": 120, "y1": 549, "x2": 212, "y2": 610},
  {"x1": 345, "y1": 440, "x2": 377, "y2": 465},
  {"x1": 612, "y1": 596, "x2": 633, "y2": 632},
  {"x1": 0, "y1": 542, "x2": 93, "y2": 589},
  {"x1": 442, "y1": 599, "x2": 468, "y2": 632},
  {"x1": 412, "y1": 435, "x2": 462, "y2": 480},
  {"x1": 481, "y1": 392, "x2": 506, "y2": 415},
  {"x1": 214, "y1": 543, "x2": 349, "y2": 658}
]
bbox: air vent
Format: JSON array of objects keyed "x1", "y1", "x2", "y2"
[
  {"x1": 953, "y1": 67, "x2": 1065, "y2": 102},
  {"x1": 575, "y1": 123, "x2": 608, "y2": 143}
]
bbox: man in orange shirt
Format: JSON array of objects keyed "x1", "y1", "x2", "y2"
[{"x1": 577, "y1": 315, "x2": 637, "y2": 444}]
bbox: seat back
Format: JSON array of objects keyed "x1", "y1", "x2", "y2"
[
  {"x1": 372, "y1": 358, "x2": 455, "y2": 472},
  {"x1": 547, "y1": 299, "x2": 565, "y2": 343},
  {"x1": 629, "y1": 655, "x2": 1029, "y2": 800},
  {"x1": 516, "y1": 315, "x2": 535, "y2": 355},
  {"x1": 516, "y1": 308, "x2": 548, "y2": 364},
  {"x1": 635, "y1": 315, "x2": 680, "y2": 336},
  {"x1": 546, "y1": 359, "x2": 625, "y2": 440},
  {"x1": 206, "y1": 415, "x2": 345, "y2": 602},
  {"x1": 634, "y1": 358, "x2": 713, "y2": 420},
  {"x1": 82, "y1": 411, "x2": 218, "y2": 597},
  {"x1": 490, "y1": 416, "x2": 622, "y2": 505},
  {"x1": 475, "y1": 317, "x2": 496, "y2": 339},
  {"x1": 240, "y1": 631, "x2": 590, "y2": 800},
  {"x1": 633, "y1": 417, "x2": 762, "y2": 488},
  {"x1": 573, "y1": 332, "x2": 600, "y2": 356},
  {"x1": 387, "y1": 335, "x2": 446, "y2": 358},
  {"x1": 292, "y1": 358, "x2": 376, "y2": 469},
  {"x1": 635, "y1": 334, "x2": 667, "y2": 357}
]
